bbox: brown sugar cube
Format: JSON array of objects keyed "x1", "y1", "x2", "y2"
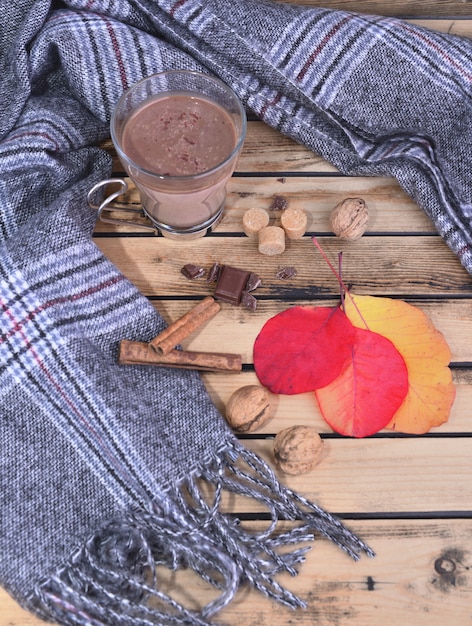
[
  {"x1": 258, "y1": 225, "x2": 286, "y2": 256},
  {"x1": 242, "y1": 207, "x2": 270, "y2": 237},
  {"x1": 280, "y1": 207, "x2": 307, "y2": 239}
]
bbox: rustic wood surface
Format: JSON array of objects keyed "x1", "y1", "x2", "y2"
[{"x1": 3, "y1": 2, "x2": 472, "y2": 625}]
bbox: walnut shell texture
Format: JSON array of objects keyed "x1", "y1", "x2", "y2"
[
  {"x1": 329, "y1": 197, "x2": 369, "y2": 240},
  {"x1": 225, "y1": 385, "x2": 271, "y2": 433},
  {"x1": 273, "y1": 425, "x2": 324, "y2": 475}
]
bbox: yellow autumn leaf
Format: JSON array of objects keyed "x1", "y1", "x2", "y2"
[{"x1": 343, "y1": 294, "x2": 455, "y2": 434}]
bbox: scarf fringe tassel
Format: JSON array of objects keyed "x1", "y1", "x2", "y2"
[{"x1": 32, "y1": 441, "x2": 373, "y2": 625}]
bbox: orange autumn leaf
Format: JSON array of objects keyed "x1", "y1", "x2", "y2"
[{"x1": 343, "y1": 294, "x2": 455, "y2": 434}]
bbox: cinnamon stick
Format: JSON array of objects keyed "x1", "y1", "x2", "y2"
[
  {"x1": 150, "y1": 296, "x2": 221, "y2": 355},
  {"x1": 119, "y1": 340, "x2": 242, "y2": 372}
]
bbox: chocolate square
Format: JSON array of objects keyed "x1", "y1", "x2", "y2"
[
  {"x1": 246, "y1": 272, "x2": 261, "y2": 292},
  {"x1": 214, "y1": 265, "x2": 250, "y2": 305},
  {"x1": 181, "y1": 263, "x2": 205, "y2": 279},
  {"x1": 241, "y1": 291, "x2": 257, "y2": 311}
]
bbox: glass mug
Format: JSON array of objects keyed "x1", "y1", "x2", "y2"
[{"x1": 88, "y1": 70, "x2": 246, "y2": 239}]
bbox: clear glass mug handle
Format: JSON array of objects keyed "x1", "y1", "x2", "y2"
[{"x1": 87, "y1": 178, "x2": 157, "y2": 233}]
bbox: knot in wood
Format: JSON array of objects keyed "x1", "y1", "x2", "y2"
[{"x1": 434, "y1": 557, "x2": 456, "y2": 575}]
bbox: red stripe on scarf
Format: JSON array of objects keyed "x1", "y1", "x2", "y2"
[
  {"x1": 0, "y1": 274, "x2": 126, "y2": 345},
  {"x1": 260, "y1": 92, "x2": 282, "y2": 118},
  {"x1": 297, "y1": 15, "x2": 354, "y2": 82},
  {"x1": 104, "y1": 18, "x2": 128, "y2": 90},
  {"x1": 399, "y1": 22, "x2": 472, "y2": 83},
  {"x1": 170, "y1": 0, "x2": 189, "y2": 17}
]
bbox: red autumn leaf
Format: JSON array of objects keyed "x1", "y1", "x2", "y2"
[
  {"x1": 315, "y1": 327, "x2": 409, "y2": 437},
  {"x1": 253, "y1": 305, "x2": 356, "y2": 395}
]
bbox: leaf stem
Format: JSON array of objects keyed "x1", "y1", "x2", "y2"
[
  {"x1": 338, "y1": 251, "x2": 345, "y2": 312},
  {"x1": 311, "y1": 236, "x2": 369, "y2": 329}
]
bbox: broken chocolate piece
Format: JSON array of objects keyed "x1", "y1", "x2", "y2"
[
  {"x1": 276, "y1": 266, "x2": 297, "y2": 280},
  {"x1": 214, "y1": 265, "x2": 250, "y2": 305},
  {"x1": 181, "y1": 264, "x2": 205, "y2": 279},
  {"x1": 246, "y1": 272, "x2": 262, "y2": 292},
  {"x1": 269, "y1": 195, "x2": 288, "y2": 211},
  {"x1": 241, "y1": 291, "x2": 257, "y2": 311},
  {"x1": 206, "y1": 262, "x2": 221, "y2": 283}
]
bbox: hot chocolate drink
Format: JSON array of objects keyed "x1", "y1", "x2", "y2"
[
  {"x1": 122, "y1": 94, "x2": 237, "y2": 177},
  {"x1": 111, "y1": 71, "x2": 246, "y2": 238}
]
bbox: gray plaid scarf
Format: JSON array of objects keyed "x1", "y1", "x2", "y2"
[{"x1": 1, "y1": 1, "x2": 470, "y2": 624}]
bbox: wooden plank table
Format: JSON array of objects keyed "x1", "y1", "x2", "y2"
[{"x1": 3, "y1": 2, "x2": 472, "y2": 624}]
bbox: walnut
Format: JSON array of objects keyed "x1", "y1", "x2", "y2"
[
  {"x1": 273, "y1": 425, "x2": 324, "y2": 475},
  {"x1": 329, "y1": 197, "x2": 369, "y2": 240},
  {"x1": 225, "y1": 385, "x2": 272, "y2": 433}
]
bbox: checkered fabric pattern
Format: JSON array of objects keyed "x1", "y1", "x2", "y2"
[{"x1": 1, "y1": 1, "x2": 470, "y2": 624}]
